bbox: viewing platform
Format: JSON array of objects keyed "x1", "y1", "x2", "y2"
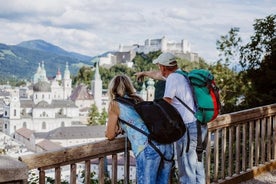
[{"x1": 1, "y1": 103, "x2": 276, "y2": 184}]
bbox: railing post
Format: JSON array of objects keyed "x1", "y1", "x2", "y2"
[
  {"x1": 124, "y1": 136, "x2": 129, "y2": 184},
  {"x1": 0, "y1": 156, "x2": 28, "y2": 184}
]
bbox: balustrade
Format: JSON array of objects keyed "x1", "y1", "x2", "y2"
[{"x1": 1, "y1": 104, "x2": 275, "y2": 184}]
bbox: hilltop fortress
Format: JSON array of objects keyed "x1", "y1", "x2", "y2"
[{"x1": 98, "y1": 36, "x2": 199, "y2": 68}]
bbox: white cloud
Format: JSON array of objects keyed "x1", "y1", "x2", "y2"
[{"x1": 0, "y1": 0, "x2": 275, "y2": 62}]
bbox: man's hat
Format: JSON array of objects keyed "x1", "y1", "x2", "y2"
[{"x1": 153, "y1": 52, "x2": 177, "y2": 66}]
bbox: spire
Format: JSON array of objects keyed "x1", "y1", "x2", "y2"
[
  {"x1": 146, "y1": 78, "x2": 155, "y2": 101},
  {"x1": 34, "y1": 61, "x2": 48, "y2": 83},
  {"x1": 41, "y1": 60, "x2": 47, "y2": 81},
  {"x1": 64, "y1": 62, "x2": 70, "y2": 80},
  {"x1": 36, "y1": 63, "x2": 41, "y2": 73},
  {"x1": 140, "y1": 82, "x2": 147, "y2": 100},
  {"x1": 56, "y1": 67, "x2": 62, "y2": 81},
  {"x1": 94, "y1": 61, "x2": 101, "y2": 80}
]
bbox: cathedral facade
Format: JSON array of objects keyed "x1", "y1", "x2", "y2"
[{"x1": 2, "y1": 62, "x2": 80, "y2": 135}]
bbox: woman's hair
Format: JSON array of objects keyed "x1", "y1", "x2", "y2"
[{"x1": 108, "y1": 75, "x2": 143, "y2": 102}]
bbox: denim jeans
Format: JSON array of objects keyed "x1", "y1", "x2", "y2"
[
  {"x1": 176, "y1": 121, "x2": 207, "y2": 184},
  {"x1": 136, "y1": 142, "x2": 174, "y2": 184}
]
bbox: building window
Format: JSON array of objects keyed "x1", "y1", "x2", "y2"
[
  {"x1": 14, "y1": 109, "x2": 16, "y2": 116},
  {"x1": 61, "y1": 121, "x2": 65, "y2": 127},
  {"x1": 42, "y1": 94, "x2": 44, "y2": 99},
  {"x1": 23, "y1": 122, "x2": 27, "y2": 128},
  {"x1": 4, "y1": 124, "x2": 7, "y2": 129},
  {"x1": 42, "y1": 122, "x2": 46, "y2": 129},
  {"x1": 5, "y1": 111, "x2": 7, "y2": 116}
]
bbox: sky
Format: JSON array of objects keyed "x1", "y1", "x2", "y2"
[{"x1": 0, "y1": 0, "x2": 275, "y2": 63}]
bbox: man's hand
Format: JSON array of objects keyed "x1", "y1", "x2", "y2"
[
  {"x1": 134, "y1": 70, "x2": 164, "y2": 81},
  {"x1": 134, "y1": 71, "x2": 145, "y2": 82}
]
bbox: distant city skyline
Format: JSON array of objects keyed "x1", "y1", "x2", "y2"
[{"x1": 0, "y1": 0, "x2": 275, "y2": 63}]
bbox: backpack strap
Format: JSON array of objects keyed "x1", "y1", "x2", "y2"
[
  {"x1": 114, "y1": 97, "x2": 174, "y2": 162},
  {"x1": 175, "y1": 96, "x2": 195, "y2": 115},
  {"x1": 174, "y1": 70, "x2": 198, "y2": 114},
  {"x1": 118, "y1": 117, "x2": 174, "y2": 162},
  {"x1": 174, "y1": 71, "x2": 206, "y2": 162},
  {"x1": 115, "y1": 96, "x2": 136, "y2": 106}
]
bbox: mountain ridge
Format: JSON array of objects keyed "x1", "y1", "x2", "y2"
[{"x1": 0, "y1": 40, "x2": 95, "y2": 81}]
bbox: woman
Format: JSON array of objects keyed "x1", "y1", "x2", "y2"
[{"x1": 105, "y1": 75, "x2": 174, "y2": 184}]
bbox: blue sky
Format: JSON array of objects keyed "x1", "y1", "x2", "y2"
[{"x1": 0, "y1": 0, "x2": 275, "y2": 63}]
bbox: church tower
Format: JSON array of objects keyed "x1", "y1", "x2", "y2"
[
  {"x1": 63, "y1": 62, "x2": 72, "y2": 99},
  {"x1": 91, "y1": 62, "x2": 102, "y2": 112},
  {"x1": 9, "y1": 90, "x2": 20, "y2": 120},
  {"x1": 56, "y1": 68, "x2": 62, "y2": 81},
  {"x1": 140, "y1": 82, "x2": 147, "y2": 100},
  {"x1": 33, "y1": 61, "x2": 48, "y2": 83},
  {"x1": 146, "y1": 78, "x2": 155, "y2": 101}
]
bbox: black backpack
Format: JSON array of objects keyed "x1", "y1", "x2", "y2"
[
  {"x1": 115, "y1": 97, "x2": 186, "y2": 144},
  {"x1": 115, "y1": 97, "x2": 186, "y2": 161}
]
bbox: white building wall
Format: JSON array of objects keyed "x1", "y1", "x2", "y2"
[
  {"x1": 33, "y1": 92, "x2": 52, "y2": 104},
  {"x1": 65, "y1": 107, "x2": 79, "y2": 117},
  {"x1": 51, "y1": 80, "x2": 64, "y2": 100},
  {"x1": 33, "y1": 108, "x2": 56, "y2": 119},
  {"x1": 119, "y1": 36, "x2": 197, "y2": 61},
  {"x1": 5, "y1": 116, "x2": 78, "y2": 135}
]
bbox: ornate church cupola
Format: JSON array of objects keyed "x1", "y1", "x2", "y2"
[
  {"x1": 146, "y1": 78, "x2": 155, "y2": 101},
  {"x1": 56, "y1": 68, "x2": 62, "y2": 81},
  {"x1": 33, "y1": 61, "x2": 49, "y2": 84},
  {"x1": 63, "y1": 62, "x2": 70, "y2": 80}
]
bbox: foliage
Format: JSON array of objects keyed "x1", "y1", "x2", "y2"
[
  {"x1": 215, "y1": 28, "x2": 246, "y2": 113},
  {"x1": 28, "y1": 170, "x2": 69, "y2": 184},
  {"x1": 0, "y1": 42, "x2": 92, "y2": 80},
  {"x1": 216, "y1": 14, "x2": 276, "y2": 110},
  {"x1": 98, "y1": 108, "x2": 108, "y2": 125},
  {"x1": 216, "y1": 27, "x2": 242, "y2": 68},
  {"x1": 79, "y1": 170, "x2": 103, "y2": 184},
  {"x1": 72, "y1": 66, "x2": 93, "y2": 86},
  {"x1": 240, "y1": 14, "x2": 276, "y2": 70},
  {"x1": 178, "y1": 57, "x2": 209, "y2": 71},
  {"x1": 87, "y1": 104, "x2": 100, "y2": 125}
]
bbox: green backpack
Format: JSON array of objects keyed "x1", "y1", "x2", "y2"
[{"x1": 175, "y1": 69, "x2": 221, "y2": 124}]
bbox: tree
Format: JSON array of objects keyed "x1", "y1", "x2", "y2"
[
  {"x1": 87, "y1": 104, "x2": 100, "y2": 125},
  {"x1": 240, "y1": 14, "x2": 276, "y2": 70},
  {"x1": 216, "y1": 27, "x2": 242, "y2": 70},
  {"x1": 240, "y1": 14, "x2": 276, "y2": 107},
  {"x1": 99, "y1": 108, "x2": 108, "y2": 125},
  {"x1": 72, "y1": 66, "x2": 93, "y2": 86},
  {"x1": 216, "y1": 14, "x2": 276, "y2": 110},
  {"x1": 215, "y1": 27, "x2": 245, "y2": 113}
]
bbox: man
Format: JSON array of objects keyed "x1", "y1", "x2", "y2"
[{"x1": 135, "y1": 52, "x2": 207, "y2": 184}]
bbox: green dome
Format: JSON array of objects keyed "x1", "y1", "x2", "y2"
[{"x1": 33, "y1": 81, "x2": 51, "y2": 92}]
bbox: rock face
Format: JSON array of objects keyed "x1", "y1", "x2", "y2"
[{"x1": 0, "y1": 156, "x2": 28, "y2": 183}]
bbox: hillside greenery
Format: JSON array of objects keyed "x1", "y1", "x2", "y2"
[{"x1": 0, "y1": 40, "x2": 92, "y2": 83}]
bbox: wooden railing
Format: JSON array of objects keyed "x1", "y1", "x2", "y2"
[
  {"x1": 5, "y1": 103, "x2": 276, "y2": 183},
  {"x1": 19, "y1": 137, "x2": 131, "y2": 184},
  {"x1": 205, "y1": 103, "x2": 276, "y2": 184}
]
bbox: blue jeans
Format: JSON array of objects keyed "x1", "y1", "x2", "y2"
[
  {"x1": 176, "y1": 121, "x2": 207, "y2": 184},
  {"x1": 136, "y1": 142, "x2": 174, "y2": 184}
]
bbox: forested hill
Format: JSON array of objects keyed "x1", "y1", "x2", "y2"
[{"x1": 0, "y1": 40, "x2": 94, "y2": 81}]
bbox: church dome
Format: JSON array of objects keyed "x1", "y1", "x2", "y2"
[{"x1": 33, "y1": 81, "x2": 51, "y2": 92}]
